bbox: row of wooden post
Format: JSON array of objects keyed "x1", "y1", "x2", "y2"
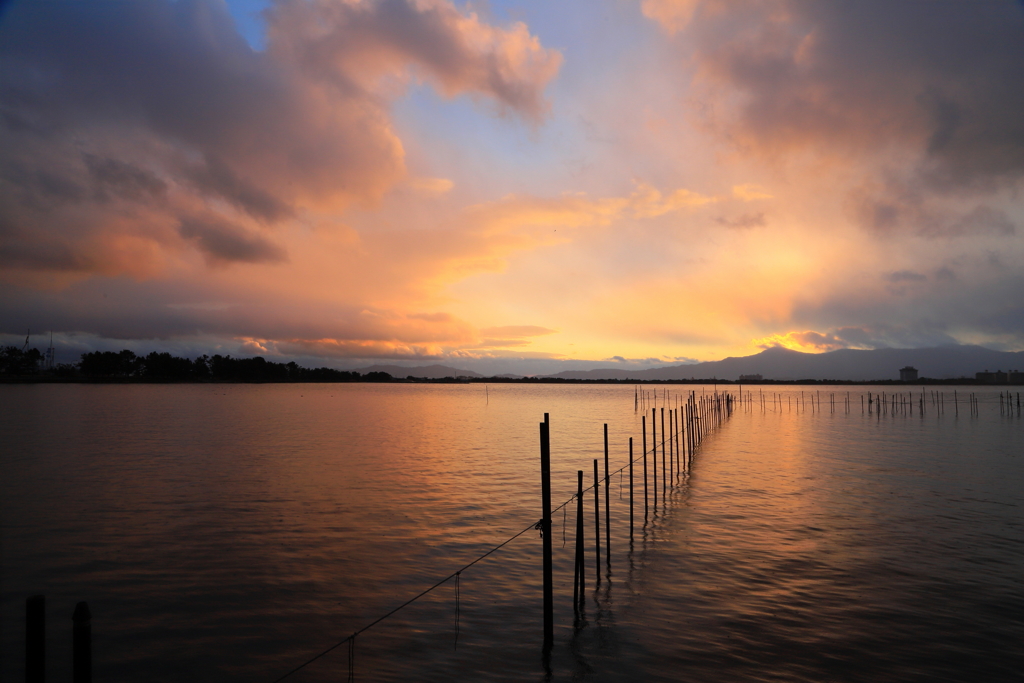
[
  {"x1": 542, "y1": 390, "x2": 736, "y2": 644},
  {"x1": 999, "y1": 391, "x2": 1021, "y2": 416},
  {"x1": 736, "y1": 387, "x2": 1020, "y2": 420},
  {"x1": 866, "y1": 390, "x2": 958, "y2": 418},
  {"x1": 24, "y1": 595, "x2": 91, "y2": 683}
]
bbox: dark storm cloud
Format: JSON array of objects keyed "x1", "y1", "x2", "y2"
[
  {"x1": 787, "y1": 269, "x2": 1024, "y2": 347},
  {"x1": 0, "y1": 0, "x2": 560, "y2": 276},
  {"x1": 0, "y1": 278, "x2": 477, "y2": 351},
  {"x1": 674, "y1": 0, "x2": 1024, "y2": 234},
  {"x1": 0, "y1": 0, "x2": 394, "y2": 212},
  {"x1": 691, "y1": 1, "x2": 1024, "y2": 180},
  {"x1": 183, "y1": 155, "x2": 293, "y2": 222},
  {"x1": 178, "y1": 217, "x2": 287, "y2": 265},
  {"x1": 0, "y1": 236, "x2": 94, "y2": 272},
  {"x1": 832, "y1": 324, "x2": 960, "y2": 349},
  {"x1": 848, "y1": 182, "x2": 1018, "y2": 237},
  {"x1": 83, "y1": 154, "x2": 168, "y2": 203}
]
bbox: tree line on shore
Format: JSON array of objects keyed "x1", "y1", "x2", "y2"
[{"x1": 0, "y1": 346, "x2": 393, "y2": 382}]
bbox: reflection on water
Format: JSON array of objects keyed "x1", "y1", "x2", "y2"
[{"x1": 1, "y1": 384, "x2": 1022, "y2": 681}]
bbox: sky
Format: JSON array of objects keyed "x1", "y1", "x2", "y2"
[{"x1": 1, "y1": 0, "x2": 1023, "y2": 375}]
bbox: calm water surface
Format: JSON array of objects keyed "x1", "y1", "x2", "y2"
[{"x1": 1, "y1": 384, "x2": 1022, "y2": 681}]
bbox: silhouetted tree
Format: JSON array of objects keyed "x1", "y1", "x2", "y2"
[
  {"x1": 0, "y1": 346, "x2": 43, "y2": 374},
  {"x1": 142, "y1": 351, "x2": 195, "y2": 380},
  {"x1": 65, "y1": 348, "x2": 386, "y2": 382},
  {"x1": 53, "y1": 363, "x2": 78, "y2": 377},
  {"x1": 193, "y1": 355, "x2": 211, "y2": 379},
  {"x1": 80, "y1": 350, "x2": 140, "y2": 377},
  {"x1": 362, "y1": 371, "x2": 392, "y2": 382}
]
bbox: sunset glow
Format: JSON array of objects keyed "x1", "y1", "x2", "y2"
[{"x1": 2, "y1": 0, "x2": 1023, "y2": 374}]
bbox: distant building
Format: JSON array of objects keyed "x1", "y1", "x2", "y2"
[
  {"x1": 738, "y1": 374, "x2": 763, "y2": 381},
  {"x1": 899, "y1": 366, "x2": 918, "y2": 382},
  {"x1": 977, "y1": 369, "x2": 1014, "y2": 384}
]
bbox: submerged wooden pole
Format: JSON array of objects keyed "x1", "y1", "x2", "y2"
[
  {"x1": 593, "y1": 459, "x2": 601, "y2": 582},
  {"x1": 628, "y1": 437, "x2": 634, "y2": 537},
  {"x1": 73, "y1": 601, "x2": 92, "y2": 683},
  {"x1": 603, "y1": 424, "x2": 611, "y2": 568},
  {"x1": 688, "y1": 398, "x2": 693, "y2": 465},
  {"x1": 651, "y1": 408, "x2": 658, "y2": 510},
  {"x1": 642, "y1": 415, "x2": 649, "y2": 517},
  {"x1": 661, "y1": 407, "x2": 668, "y2": 498},
  {"x1": 685, "y1": 400, "x2": 692, "y2": 463},
  {"x1": 673, "y1": 408, "x2": 680, "y2": 477},
  {"x1": 539, "y1": 415, "x2": 553, "y2": 649},
  {"x1": 669, "y1": 408, "x2": 676, "y2": 482},
  {"x1": 574, "y1": 469, "x2": 584, "y2": 613},
  {"x1": 26, "y1": 595, "x2": 44, "y2": 683}
]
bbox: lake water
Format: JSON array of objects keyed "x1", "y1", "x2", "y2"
[{"x1": 2, "y1": 383, "x2": 1022, "y2": 682}]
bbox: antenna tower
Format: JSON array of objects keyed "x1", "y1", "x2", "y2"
[{"x1": 45, "y1": 332, "x2": 55, "y2": 371}]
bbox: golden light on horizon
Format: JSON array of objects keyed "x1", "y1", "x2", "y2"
[{"x1": 2, "y1": 0, "x2": 1022, "y2": 374}]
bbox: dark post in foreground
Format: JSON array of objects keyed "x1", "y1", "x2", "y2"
[
  {"x1": 642, "y1": 416, "x2": 649, "y2": 517},
  {"x1": 628, "y1": 437, "x2": 634, "y2": 537},
  {"x1": 26, "y1": 595, "x2": 44, "y2": 683},
  {"x1": 603, "y1": 424, "x2": 611, "y2": 569},
  {"x1": 540, "y1": 414, "x2": 553, "y2": 650},
  {"x1": 573, "y1": 470, "x2": 585, "y2": 613},
  {"x1": 593, "y1": 459, "x2": 601, "y2": 582},
  {"x1": 651, "y1": 408, "x2": 658, "y2": 510},
  {"x1": 73, "y1": 601, "x2": 92, "y2": 683}
]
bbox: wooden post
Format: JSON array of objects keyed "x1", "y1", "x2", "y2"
[
  {"x1": 661, "y1": 407, "x2": 667, "y2": 499},
  {"x1": 705, "y1": 394, "x2": 709, "y2": 438},
  {"x1": 574, "y1": 470, "x2": 584, "y2": 613},
  {"x1": 671, "y1": 409, "x2": 679, "y2": 479},
  {"x1": 628, "y1": 438, "x2": 634, "y2": 537},
  {"x1": 676, "y1": 408, "x2": 682, "y2": 477},
  {"x1": 668, "y1": 408, "x2": 674, "y2": 482},
  {"x1": 685, "y1": 401, "x2": 691, "y2": 463},
  {"x1": 593, "y1": 459, "x2": 601, "y2": 582},
  {"x1": 603, "y1": 425, "x2": 611, "y2": 568},
  {"x1": 688, "y1": 398, "x2": 693, "y2": 464},
  {"x1": 642, "y1": 416, "x2": 649, "y2": 518},
  {"x1": 539, "y1": 415, "x2": 553, "y2": 649},
  {"x1": 73, "y1": 601, "x2": 91, "y2": 683},
  {"x1": 26, "y1": 595, "x2": 44, "y2": 683},
  {"x1": 651, "y1": 408, "x2": 658, "y2": 509}
]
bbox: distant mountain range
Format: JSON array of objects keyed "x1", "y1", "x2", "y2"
[
  {"x1": 357, "y1": 346, "x2": 1023, "y2": 382},
  {"x1": 357, "y1": 364, "x2": 483, "y2": 379},
  {"x1": 540, "y1": 346, "x2": 1024, "y2": 381}
]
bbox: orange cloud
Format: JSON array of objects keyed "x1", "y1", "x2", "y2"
[
  {"x1": 640, "y1": 0, "x2": 701, "y2": 34},
  {"x1": 409, "y1": 177, "x2": 455, "y2": 195},
  {"x1": 4, "y1": 0, "x2": 1023, "y2": 370},
  {"x1": 0, "y1": 0, "x2": 562, "y2": 282},
  {"x1": 267, "y1": 0, "x2": 563, "y2": 122},
  {"x1": 754, "y1": 331, "x2": 849, "y2": 353},
  {"x1": 479, "y1": 325, "x2": 557, "y2": 337}
]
